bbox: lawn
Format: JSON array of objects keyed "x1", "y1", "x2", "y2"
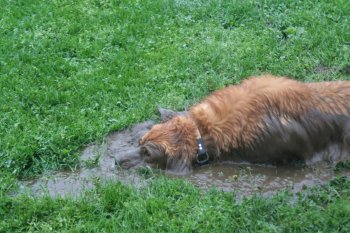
[{"x1": 0, "y1": 0, "x2": 350, "y2": 232}]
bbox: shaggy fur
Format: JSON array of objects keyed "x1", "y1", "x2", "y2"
[{"x1": 119, "y1": 75, "x2": 350, "y2": 174}]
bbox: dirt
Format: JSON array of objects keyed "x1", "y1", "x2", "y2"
[{"x1": 18, "y1": 120, "x2": 350, "y2": 198}]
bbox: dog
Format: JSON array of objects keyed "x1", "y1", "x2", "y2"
[{"x1": 117, "y1": 75, "x2": 350, "y2": 174}]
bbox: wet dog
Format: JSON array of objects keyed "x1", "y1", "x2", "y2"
[{"x1": 118, "y1": 75, "x2": 350, "y2": 174}]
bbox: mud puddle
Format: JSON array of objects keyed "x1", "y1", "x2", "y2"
[
  {"x1": 18, "y1": 120, "x2": 350, "y2": 198},
  {"x1": 185, "y1": 162, "x2": 350, "y2": 198}
]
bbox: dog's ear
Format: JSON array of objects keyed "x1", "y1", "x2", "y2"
[{"x1": 158, "y1": 107, "x2": 188, "y2": 122}]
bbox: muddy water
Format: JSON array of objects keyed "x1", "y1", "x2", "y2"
[
  {"x1": 19, "y1": 121, "x2": 350, "y2": 198},
  {"x1": 186, "y1": 162, "x2": 349, "y2": 197}
]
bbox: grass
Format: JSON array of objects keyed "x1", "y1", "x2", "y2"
[
  {"x1": 1, "y1": 177, "x2": 350, "y2": 232},
  {"x1": 1, "y1": 0, "x2": 349, "y2": 178},
  {"x1": 0, "y1": 0, "x2": 350, "y2": 232}
]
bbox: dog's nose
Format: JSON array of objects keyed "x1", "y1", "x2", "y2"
[
  {"x1": 115, "y1": 148, "x2": 142, "y2": 169},
  {"x1": 115, "y1": 158, "x2": 131, "y2": 169},
  {"x1": 114, "y1": 158, "x2": 122, "y2": 166}
]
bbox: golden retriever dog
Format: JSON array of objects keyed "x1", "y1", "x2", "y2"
[{"x1": 118, "y1": 75, "x2": 350, "y2": 174}]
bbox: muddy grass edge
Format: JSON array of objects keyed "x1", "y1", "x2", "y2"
[{"x1": 1, "y1": 175, "x2": 350, "y2": 232}]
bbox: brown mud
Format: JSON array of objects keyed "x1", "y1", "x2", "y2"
[{"x1": 19, "y1": 121, "x2": 350, "y2": 198}]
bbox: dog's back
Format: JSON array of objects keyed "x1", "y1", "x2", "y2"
[{"x1": 191, "y1": 75, "x2": 350, "y2": 164}]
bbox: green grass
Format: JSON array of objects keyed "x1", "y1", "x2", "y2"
[
  {"x1": 1, "y1": 177, "x2": 350, "y2": 232},
  {"x1": 0, "y1": 0, "x2": 350, "y2": 231},
  {"x1": 1, "y1": 0, "x2": 349, "y2": 178}
]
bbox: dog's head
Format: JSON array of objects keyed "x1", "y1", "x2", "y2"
[{"x1": 117, "y1": 115, "x2": 198, "y2": 174}]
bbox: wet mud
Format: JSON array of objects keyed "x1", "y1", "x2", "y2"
[
  {"x1": 19, "y1": 120, "x2": 350, "y2": 198},
  {"x1": 185, "y1": 162, "x2": 349, "y2": 198}
]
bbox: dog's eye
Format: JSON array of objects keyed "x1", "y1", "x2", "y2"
[
  {"x1": 142, "y1": 147, "x2": 151, "y2": 157},
  {"x1": 144, "y1": 150, "x2": 150, "y2": 156}
]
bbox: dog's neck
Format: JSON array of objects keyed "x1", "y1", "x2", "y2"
[
  {"x1": 194, "y1": 128, "x2": 202, "y2": 140},
  {"x1": 189, "y1": 115, "x2": 209, "y2": 165},
  {"x1": 188, "y1": 114, "x2": 204, "y2": 139}
]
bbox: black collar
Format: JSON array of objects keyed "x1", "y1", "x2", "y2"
[
  {"x1": 191, "y1": 116, "x2": 209, "y2": 166},
  {"x1": 196, "y1": 138, "x2": 209, "y2": 165}
]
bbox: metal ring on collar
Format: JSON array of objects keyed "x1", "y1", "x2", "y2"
[{"x1": 196, "y1": 152, "x2": 209, "y2": 164}]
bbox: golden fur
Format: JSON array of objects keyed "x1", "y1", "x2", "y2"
[{"x1": 121, "y1": 75, "x2": 350, "y2": 173}]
